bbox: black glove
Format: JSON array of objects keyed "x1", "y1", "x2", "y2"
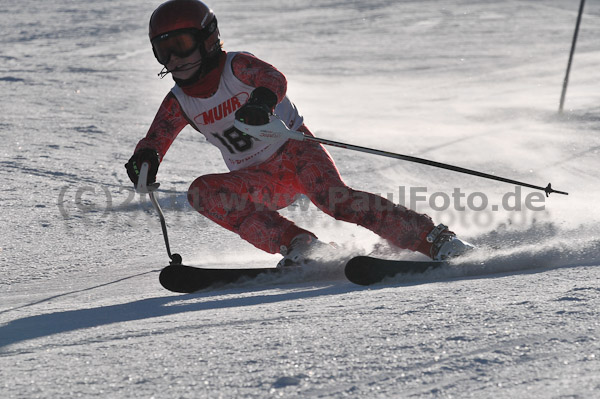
[
  {"x1": 235, "y1": 87, "x2": 278, "y2": 126},
  {"x1": 125, "y1": 148, "x2": 160, "y2": 186}
]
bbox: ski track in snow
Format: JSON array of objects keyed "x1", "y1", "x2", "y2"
[{"x1": 1, "y1": 0, "x2": 600, "y2": 398}]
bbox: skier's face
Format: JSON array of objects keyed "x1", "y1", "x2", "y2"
[
  {"x1": 167, "y1": 49, "x2": 203, "y2": 80},
  {"x1": 152, "y1": 30, "x2": 198, "y2": 64},
  {"x1": 152, "y1": 29, "x2": 203, "y2": 80}
]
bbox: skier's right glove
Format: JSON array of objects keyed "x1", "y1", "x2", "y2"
[
  {"x1": 125, "y1": 148, "x2": 160, "y2": 186},
  {"x1": 235, "y1": 87, "x2": 278, "y2": 126}
]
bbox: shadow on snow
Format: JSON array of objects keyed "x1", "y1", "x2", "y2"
[{"x1": 0, "y1": 279, "x2": 355, "y2": 350}]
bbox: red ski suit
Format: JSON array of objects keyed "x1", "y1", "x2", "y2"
[{"x1": 135, "y1": 52, "x2": 435, "y2": 255}]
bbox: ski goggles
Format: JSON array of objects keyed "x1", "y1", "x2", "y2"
[{"x1": 152, "y1": 29, "x2": 199, "y2": 65}]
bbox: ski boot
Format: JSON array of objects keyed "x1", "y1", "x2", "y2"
[
  {"x1": 426, "y1": 224, "x2": 475, "y2": 261},
  {"x1": 278, "y1": 234, "x2": 335, "y2": 268}
]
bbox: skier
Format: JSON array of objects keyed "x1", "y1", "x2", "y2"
[{"x1": 125, "y1": 0, "x2": 473, "y2": 267}]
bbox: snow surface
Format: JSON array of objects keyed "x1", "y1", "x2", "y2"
[{"x1": 1, "y1": 0, "x2": 600, "y2": 397}]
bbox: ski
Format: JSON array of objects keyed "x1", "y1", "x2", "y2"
[
  {"x1": 160, "y1": 256, "x2": 446, "y2": 292},
  {"x1": 345, "y1": 256, "x2": 445, "y2": 286},
  {"x1": 159, "y1": 264, "x2": 285, "y2": 293}
]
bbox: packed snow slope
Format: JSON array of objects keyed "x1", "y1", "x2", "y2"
[{"x1": 1, "y1": 0, "x2": 600, "y2": 397}]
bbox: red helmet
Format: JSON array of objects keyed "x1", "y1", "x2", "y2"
[{"x1": 149, "y1": 0, "x2": 221, "y2": 60}]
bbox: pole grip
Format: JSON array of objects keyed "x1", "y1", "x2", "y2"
[
  {"x1": 234, "y1": 118, "x2": 305, "y2": 142},
  {"x1": 136, "y1": 162, "x2": 159, "y2": 194}
]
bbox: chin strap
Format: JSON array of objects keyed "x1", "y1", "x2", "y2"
[
  {"x1": 158, "y1": 66, "x2": 169, "y2": 79},
  {"x1": 157, "y1": 50, "x2": 223, "y2": 86},
  {"x1": 157, "y1": 59, "x2": 204, "y2": 80}
]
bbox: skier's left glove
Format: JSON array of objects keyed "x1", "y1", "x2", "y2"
[
  {"x1": 125, "y1": 148, "x2": 159, "y2": 186},
  {"x1": 235, "y1": 87, "x2": 278, "y2": 126}
]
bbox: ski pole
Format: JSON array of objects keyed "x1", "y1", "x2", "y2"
[
  {"x1": 559, "y1": 0, "x2": 586, "y2": 113},
  {"x1": 137, "y1": 162, "x2": 182, "y2": 265},
  {"x1": 234, "y1": 118, "x2": 568, "y2": 197}
]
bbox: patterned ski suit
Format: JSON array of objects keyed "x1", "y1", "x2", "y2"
[{"x1": 134, "y1": 51, "x2": 435, "y2": 255}]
